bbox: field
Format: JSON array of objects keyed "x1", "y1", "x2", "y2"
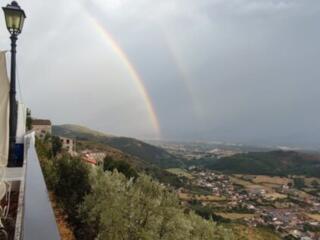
[
  {"x1": 178, "y1": 192, "x2": 225, "y2": 202},
  {"x1": 226, "y1": 224, "x2": 281, "y2": 240},
  {"x1": 166, "y1": 168, "x2": 194, "y2": 179},
  {"x1": 227, "y1": 177, "x2": 287, "y2": 201},
  {"x1": 232, "y1": 175, "x2": 292, "y2": 186},
  {"x1": 229, "y1": 176, "x2": 253, "y2": 187},
  {"x1": 231, "y1": 175, "x2": 293, "y2": 195},
  {"x1": 265, "y1": 193, "x2": 287, "y2": 200},
  {"x1": 304, "y1": 177, "x2": 320, "y2": 187},
  {"x1": 216, "y1": 213, "x2": 255, "y2": 220},
  {"x1": 294, "y1": 189, "x2": 313, "y2": 199},
  {"x1": 307, "y1": 214, "x2": 320, "y2": 221},
  {"x1": 230, "y1": 176, "x2": 274, "y2": 192},
  {"x1": 252, "y1": 175, "x2": 292, "y2": 185}
]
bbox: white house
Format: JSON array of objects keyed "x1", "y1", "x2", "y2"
[{"x1": 32, "y1": 119, "x2": 52, "y2": 139}]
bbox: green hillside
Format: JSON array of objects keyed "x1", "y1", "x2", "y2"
[
  {"x1": 208, "y1": 151, "x2": 320, "y2": 177},
  {"x1": 52, "y1": 124, "x2": 112, "y2": 138},
  {"x1": 53, "y1": 124, "x2": 183, "y2": 169}
]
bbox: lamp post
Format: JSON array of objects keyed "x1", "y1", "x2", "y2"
[{"x1": 2, "y1": 1, "x2": 26, "y2": 167}]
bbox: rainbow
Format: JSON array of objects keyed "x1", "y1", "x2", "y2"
[
  {"x1": 160, "y1": 26, "x2": 205, "y2": 122},
  {"x1": 85, "y1": 14, "x2": 161, "y2": 138}
]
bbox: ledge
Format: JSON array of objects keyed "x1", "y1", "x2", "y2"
[{"x1": 22, "y1": 132, "x2": 60, "y2": 240}]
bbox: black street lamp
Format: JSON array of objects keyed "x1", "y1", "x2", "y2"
[{"x1": 2, "y1": 1, "x2": 26, "y2": 167}]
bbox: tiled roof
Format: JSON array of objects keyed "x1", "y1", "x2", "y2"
[
  {"x1": 83, "y1": 158, "x2": 97, "y2": 165},
  {"x1": 32, "y1": 119, "x2": 52, "y2": 126}
]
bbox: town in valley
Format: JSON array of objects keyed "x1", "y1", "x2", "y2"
[
  {"x1": 33, "y1": 120, "x2": 320, "y2": 240},
  {"x1": 157, "y1": 142, "x2": 320, "y2": 240}
]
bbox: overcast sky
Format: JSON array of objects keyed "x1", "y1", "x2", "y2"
[{"x1": 1, "y1": 0, "x2": 320, "y2": 147}]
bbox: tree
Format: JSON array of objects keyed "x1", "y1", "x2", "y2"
[
  {"x1": 54, "y1": 156, "x2": 91, "y2": 225},
  {"x1": 293, "y1": 178, "x2": 305, "y2": 189},
  {"x1": 35, "y1": 136, "x2": 52, "y2": 160},
  {"x1": 26, "y1": 108, "x2": 32, "y2": 131},
  {"x1": 51, "y1": 136, "x2": 62, "y2": 157},
  {"x1": 80, "y1": 170, "x2": 234, "y2": 240},
  {"x1": 103, "y1": 156, "x2": 138, "y2": 179},
  {"x1": 36, "y1": 140, "x2": 94, "y2": 240}
]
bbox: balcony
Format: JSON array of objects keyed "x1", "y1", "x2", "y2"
[{"x1": 1, "y1": 132, "x2": 60, "y2": 239}]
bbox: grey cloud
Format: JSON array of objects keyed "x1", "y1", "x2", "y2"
[{"x1": 1, "y1": 0, "x2": 320, "y2": 147}]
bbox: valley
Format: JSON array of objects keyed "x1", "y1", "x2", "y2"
[
  {"x1": 168, "y1": 168, "x2": 320, "y2": 239},
  {"x1": 52, "y1": 124, "x2": 320, "y2": 239}
]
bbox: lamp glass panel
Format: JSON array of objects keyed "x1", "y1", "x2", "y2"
[
  {"x1": 4, "y1": 9, "x2": 22, "y2": 32},
  {"x1": 18, "y1": 13, "x2": 24, "y2": 32}
]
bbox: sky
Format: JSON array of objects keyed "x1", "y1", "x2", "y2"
[{"x1": 1, "y1": 0, "x2": 320, "y2": 147}]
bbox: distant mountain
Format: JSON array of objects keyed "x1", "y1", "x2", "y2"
[
  {"x1": 206, "y1": 151, "x2": 320, "y2": 177},
  {"x1": 52, "y1": 124, "x2": 184, "y2": 168},
  {"x1": 53, "y1": 124, "x2": 113, "y2": 138}
]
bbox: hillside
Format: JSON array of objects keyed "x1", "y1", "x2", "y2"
[
  {"x1": 207, "y1": 151, "x2": 320, "y2": 177},
  {"x1": 75, "y1": 140, "x2": 150, "y2": 170},
  {"x1": 52, "y1": 124, "x2": 113, "y2": 138},
  {"x1": 53, "y1": 124, "x2": 183, "y2": 169}
]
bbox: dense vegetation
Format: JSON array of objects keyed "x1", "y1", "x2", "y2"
[
  {"x1": 80, "y1": 171, "x2": 234, "y2": 240},
  {"x1": 201, "y1": 151, "x2": 320, "y2": 177},
  {"x1": 36, "y1": 137, "x2": 236, "y2": 240},
  {"x1": 103, "y1": 156, "x2": 138, "y2": 179},
  {"x1": 145, "y1": 167, "x2": 188, "y2": 188}
]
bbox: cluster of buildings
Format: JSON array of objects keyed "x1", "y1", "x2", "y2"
[
  {"x1": 207, "y1": 148, "x2": 243, "y2": 159},
  {"x1": 178, "y1": 169, "x2": 320, "y2": 239},
  {"x1": 31, "y1": 119, "x2": 105, "y2": 166},
  {"x1": 157, "y1": 142, "x2": 242, "y2": 160},
  {"x1": 256, "y1": 209, "x2": 320, "y2": 239},
  {"x1": 80, "y1": 150, "x2": 106, "y2": 166},
  {"x1": 192, "y1": 170, "x2": 235, "y2": 197},
  {"x1": 32, "y1": 119, "x2": 76, "y2": 155}
]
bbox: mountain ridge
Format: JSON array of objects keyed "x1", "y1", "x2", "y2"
[
  {"x1": 52, "y1": 124, "x2": 184, "y2": 169},
  {"x1": 202, "y1": 150, "x2": 320, "y2": 177}
]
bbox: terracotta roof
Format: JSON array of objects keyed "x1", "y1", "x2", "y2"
[
  {"x1": 32, "y1": 119, "x2": 52, "y2": 126},
  {"x1": 83, "y1": 158, "x2": 97, "y2": 165}
]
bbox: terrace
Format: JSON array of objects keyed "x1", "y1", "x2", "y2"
[{"x1": 1, "y1": 132, "x2": 60, "y2": 239}]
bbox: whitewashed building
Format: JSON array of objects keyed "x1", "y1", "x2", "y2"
[{"x1": 32, "y1": 119, "x2": 52, "y2": 139}]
